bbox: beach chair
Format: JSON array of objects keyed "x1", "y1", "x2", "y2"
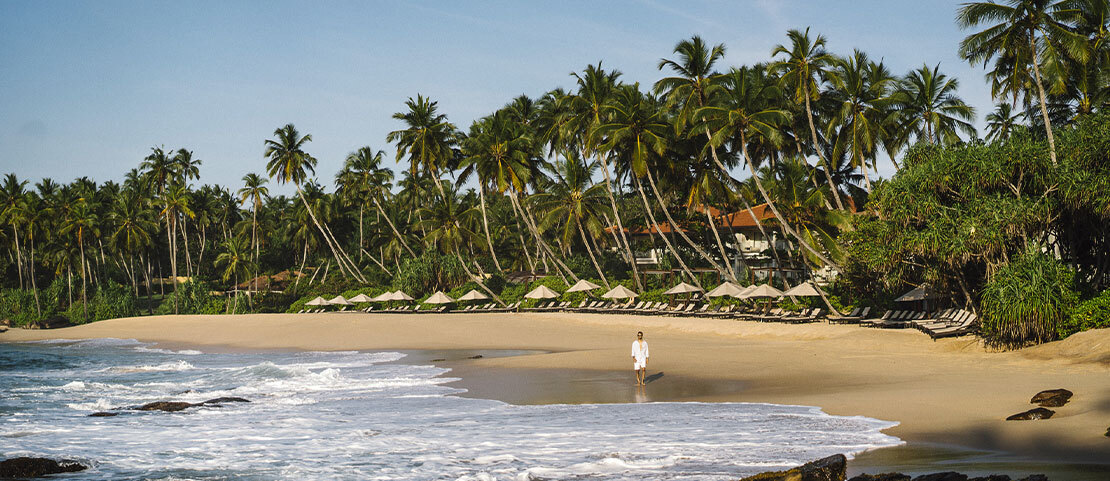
[
  {"x1": 927, "y1": 312, "x2": 978, "y2": 339},
  {"x1": 783, "y1": 308, "x2": 824, "y2": 323},
  {"x1": 827, "y1": 306, "x2": 869, "y2": 324},
  {"x1": 860, "y1": 310, "x2": 898, "y2": 327},
  {"x1": 874, "y1": 310, "x2": 916, "y2": 328}
]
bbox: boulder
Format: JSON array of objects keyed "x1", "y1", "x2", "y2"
[
  {"x1": 1017, "y1": 476, "x2": 1048, "y2": 481},
  {"x1": 849, "y1": 474, "x2": 910, "y2": 481},
  {"x1": 968, "y1": 476, "x2": 1011, "y2": 481},
  {"x1": 468, "y1": 355, "x2": 484, "y2": 359},
  {"x1": 1005, "y1": 408, "x2": 1055, "y2": 420},
  {"x1": 0, "y1": 457, "x2": 86, "y2": 478},
  {"x1": 202, "y1": 397, "x2": 250, "y2": 404},
  {"x1": 739, "y1": 454, "x2": 846, "y2": 481},
  {"x1": 136, "y1": 401, "x2": 195, "y2": 412},
  {"x1": 912, "y1": 473, "x2": 967, "y2": 481},
  {"x1": 1030, "y1": 389, "x2": 1072, "y2": 407},
  {"x1": 88, "y1": 412, "x2": 118, "y2": 417}
]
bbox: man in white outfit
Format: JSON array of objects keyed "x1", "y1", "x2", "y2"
[{"x1": 631, "y1": 331, "x2": 649, "y2": 385}]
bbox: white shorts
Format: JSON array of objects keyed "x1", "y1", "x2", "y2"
[{"x1": 633, "y1": 360, "x2": 646, "y2": 370}]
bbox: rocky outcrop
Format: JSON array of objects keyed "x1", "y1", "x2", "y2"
[
  {"x1": 202, "y1": 397, "x2": 250, "y2": 404},
  {"x1": 0, "y1": 457, "x2": 86, "y2": 478},
  {"x1": 1030, "y1": 389, "x2": 1072, "y2": 407},
  {"x1": 739, "y1": 454, "x2": 846, "y2": 481},
  {"x1": 1006, "y1": 407, "x2": 1055, "y2": 420},
  {"x1": 911, "y1": 473, "x2": 967, "y2": 481},
  {"x1": 103, "y1": 397, "x2": 251, "y2": 415},
  {"x1": 88, "y1": 411, "x2": 118, "y2": 417},
  {"x1": 848, "y1": 474, "x2": 910, "y2": 481},
  {"x1": 136, "y1": 401, "x2": 194, "y2": 412}
]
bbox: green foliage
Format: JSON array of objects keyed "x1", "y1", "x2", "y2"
[
  {"x1": 392, "y1": 252, "x2": 467, "y2": 299},
  {"x1": 980, "y1": 249, "x2": 1078, "y2": 347},
  {"x1": 0, "y1": 288, "x2": 40, "y2": 326},
  {"x1": 156, "y1": 280, "x2": 223, "y2": 315},
  {"x1": 1060, "y1": 289, "x2": 1110, "y2": 338},
  {"x1": 90, "y1": 281, "x2": 137, "y2": 322}
]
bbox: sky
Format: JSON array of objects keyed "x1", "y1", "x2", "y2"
[{"x1": 0, "y1": 0, "x2": 993, "y2": 196}]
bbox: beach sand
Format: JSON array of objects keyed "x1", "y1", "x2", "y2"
[{"x1": 3, "y1": 312, "x2": 1109, "y2": 471}]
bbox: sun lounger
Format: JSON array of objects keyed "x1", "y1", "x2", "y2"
[
  {"x1": 927, "y1": 312, "x2": 978, "y2": 338},
  {"x1": 861, "y1": 310, "x2": 899, "y2": 327},
  {"x1": 828, "y1": 306, "x2": 871, "y2": 324},
  {"x1": 913, "y1": 309, "x2": 965, "y2": 331}
]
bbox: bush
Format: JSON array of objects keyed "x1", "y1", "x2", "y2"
[
  {"x1": 1061, "y1": 289, "x2": 1110, "y2": 338},
  {"x1": 392, "y1": 252, "x2": 467, "y2": 298},
  {"x1": 0, "y1": 288, "x2": 40, "y2": 326},
  {"x1": 90, "y1": 281, "x2": 137, "y2": 321},
  {"x1": 156, "y1": 280, "x2": 223, "y2": 315},
  {"x1": 980, "y1": 249, "x2": 1079, "y2": 347}
]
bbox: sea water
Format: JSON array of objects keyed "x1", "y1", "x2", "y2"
[{"x1": 0, "y1": 339, "x2": 901, "y2": 480}]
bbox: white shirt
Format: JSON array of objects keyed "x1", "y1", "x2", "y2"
[{"x1": 631, "y1": 340, "x2": 649, "y2": 362}]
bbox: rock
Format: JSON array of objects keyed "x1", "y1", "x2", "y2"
[
  {"x1": 0, "y1": 457, "x2": 86, "y2": 478},
  {"x1": 27, "y1": 317, "x2": 71, "y2": 330},
  {"x1": 467, "y1": 355, "x2": 483, "y2": 359},
  {"x1": 1005, "y1": 407, "x2": 1055, "y2": 420},
  {"x1": 88, "y1": 411, "x2": 118, "y2": 417},
  {"x1": 912, "y1": 473, "x2": 968, "y2": 481},
  {"x1": 740, "y1": 454, "x2": 846, "y2": 481},
  {"x1": 849, "y1": 474, "x2": 910, "y2": 481},
  {"x1": 1017, "y1": 476, "x2": 1048, "y2": 481},
  {"x1": 202, "y1": 397, "x2": 250, "y2": 404},
  {"x1": 1030, "y1": 389, "x2": 1072, "y2": 407},
  {"x1": 430, "y1": 358, "x2": 446, "y2": 362},
  {"x1": 135, "y1": 401, "x2": 195, "y2": 412},
  {"x1": 968, "y1": 476, "x2": 1011, "y2": 481}
]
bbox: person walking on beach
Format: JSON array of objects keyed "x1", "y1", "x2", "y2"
[{"x1": 631, "y1": 331, "x2": 649, "y2": 386}]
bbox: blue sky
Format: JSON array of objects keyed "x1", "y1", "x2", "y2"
[{"x1": 0, "y1": 0, "x2": 990, "y2": 195}]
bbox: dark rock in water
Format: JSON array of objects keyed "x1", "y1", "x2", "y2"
[
  {"x1": 1006, "y1": 407, "x2": 1055, "y2": 420},
  {"x1": 88, "y1": 411, "x2": 118, "y2": 417},
  {"x1": 202, "y1": 397, "x2": 250, "y2": 404},
  {"x1": 968, "y1": 476, "x2": 1011, "y2": 481},
  {"x1": 912, "y1": 473, "x2": 968, "y2": 481},
  {"x1": 849, "y1": 474, "x2": 911, "y2": 481},
  {"x1": 1030, "y1": 389, "x2": 1072, "y2": 407},
  {"x1": 1017, "y1": 476, "x2": 1048, "y2": 481},
  {"x1": 0, "y1": 457, "x2": 87, "y2": 478},
  {"x1": 430, "y1": 358, "x2": 446, "y2": 362},
  {"x1": 136, "y1": 401, "x2": 195, "y2": 412},
  {"x1": 740, "y1": 454, "x2": 846, "y2": 481},
  {"x1": 467, "y1": 355, "x2": 483, "y2": 359}
]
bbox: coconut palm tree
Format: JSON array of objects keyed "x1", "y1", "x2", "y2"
[
  {"x1": 216, "y1": 236, "x2": 253, "y2": 313},
  {"x1": 986, "y1": 102, "x2": 1027, "y2": 141},
  {"x1": 337, "y1": 146, "x2": 416, "y2": 259},
  {"x1": 264, "y1": 123, "x2": 365, "y2": 282},
  {"x1": 825, "y1": 50, "x2": 897, "y2": 191},
  {"x1": 60, "y1": 202, "x2": 97, "y2": 323},
  {"x1": 771, "y1": 28, "x2": 847, "y2": 210},
  {"x1": 386, "y1": 94, "x2": 459, "y2": 199},
  {"x1": 109, "y1": 192, "x2": 155, "y2": 298},
  {"x1": 958, "y1": 0, "x2": 1090, "y2": 166},
  {"x1": 894, "y1": 64, "x2": 978, "y2": 146},
  {"x1": 237, "y1": 173, "x2": 268, "y2": 290},
  {"x1": 530, "y1": 154, "x2": 612, "y2": 287},
  {"x1": 416, "y1": 185, "x2": 506, "y2": 305},
  {"x1": 0, "y1": 174, "x2": 28, "y2": 289},
  {"x1": 159, "y1": 184, "x2": 193, "y2": 314}
]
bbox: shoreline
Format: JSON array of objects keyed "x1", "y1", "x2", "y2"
[{"x1": 2, "y1": 312, "x2": 1109, "y2": 472}]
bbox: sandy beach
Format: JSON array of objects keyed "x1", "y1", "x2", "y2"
[{"x1": 3, "y1": 312, "x2": 1109, "y2": 470}]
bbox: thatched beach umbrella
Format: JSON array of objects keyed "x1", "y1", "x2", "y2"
[
  {"x1": 663, "y1": 282, "x2": 703, "y2": 295},
  {"x1": 783, "y1": 282, "x2": 822, "y2": 297},
  {"x1": 424, "y1": 291, "x2": 455, "y2": 304},
  {"x1": 601, "y1": 285, "x2": 638, "y2": 299},
  {"x1": 305, "y1": 296, "x2": 328, "y2": 306},
  {"x1": 457, "y1": 289, "x2": 489, "y2": 301},
  {"x1": 524, "y1": 285, "x2": 561, "y2": 299},
  {"x1": 566, "y1": 279, "x2": 602, "y2": 293},
  {"x1": 706, "y1": 282, "x2": 745, "y2": 298},
  {"x1": 327, "y1": 295, "x2": 352, "y2": 306},
  {"x1": 348, "y1": 293, "x2": 374, "y2": 303}
]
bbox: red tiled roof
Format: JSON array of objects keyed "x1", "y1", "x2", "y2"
[{"x1": 610, "y1": 203, "x2": 776, "y2": 235}]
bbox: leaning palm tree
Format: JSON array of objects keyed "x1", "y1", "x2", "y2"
[
  {"x1": 337, "y1": 146, "x2": 416, "y2": 259},
  {"x1": 957, "y1": 0, "x2": 1090, "y2": 166},
  {"x1": 986, "y1": 102, "x2": 1026, "y2": 141},
  {"x1": 416, "y1": 185, "x2": 506, "y2": 305},
  {"x1": 530, "y1": 154, "x2": 612, "y2": 288},
  {"x1": 894, "y1": 64, "x2": 977, "y2": 146},
  {"x1": 386, "y1": 94, "x2": 459, "y2": 199},
  {"x1": 771, "y1": 28, "x2": 847, "y2": 210},
  {"x1": 264, "y1": 123, "x2": 365, "y2": 282},
  {"x1": 236, "y1": 173, "x2": 268, "y2": 288}
]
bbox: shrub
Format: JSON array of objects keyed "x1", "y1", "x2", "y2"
[
  {"x1": 392, "y1": 252, "x2": 467, "y2": 298},
  {"x1": 0, "y1": 288, "x2": 40, "y2": 326},
  {"x1": 980, "y1": 249, "x2": 1078, "y2": 347},
  {"x1": 90, "y1": 281, "x2": 137, "y2": 321},
  {"x1": 1061, "y1": 289, "x2": 1110, "y2": 338},
  {"x1": 156, "y1": 280, "x2": 223, "y2": 315}
]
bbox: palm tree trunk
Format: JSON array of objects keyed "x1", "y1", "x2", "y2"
[
  {"x1": 360, "y1": 248, "x2": 392, "y2": 276},
  {"x1": 144, "y1": 255, "x2": 153, "y2": 315},
  {"x1": 804, "y1": 90, "x2": 847, "y2": 210},
  {"x1": 293, "y1": 239, "x2": 308, "y2": 293},
  {"x1": 576, "y1": 217, "x2": 610, "y2": 288},
  {"x1": 509, "y1": 193, "x2": 579, "y2": 282},
  {"x1": 739, "y1": 130, "x2": 843, "y2": 271},
  {"x1": 251, "y1": 207, "x2": 258, "y2": 292},
  {"x1": 477, "y1": 186, "x2": 503, "y2": 272},
  {"x1": 372, "y1": 197, "x2": 416, "y2": 257},
  {"x1": 296, "y1": 186, "x2": 364, "y2": 282},
  {"x1": 358, "y1": 204, "x2": 363, "y2": 262},
  {"x1": 513, "y1": 213, "x2": 535, "y2": 272},
  {"x1": 453, "y1": 248, "x2": 506, "y2": 306},
  {"x1": 644, "y1": 168, "x2": 732, "y2": 282},
  {"x1": 318, "y1": 214, "x2": 366, "y2": 282},
  {"x1": 181, "y1": 218, "x2": 193, "y2": 278},
  {"x1": 1029, "y1": 34, "x2": 1058, "y2": 167},
  {"x1": 633, "y1": 174, "x2": 698, "y2": 285},
  {"x1": 166, "y1": 215, "x2": 178, "y2": 315},
  {"x1": 595, "y1": 151, "x2": 643, "y2": 290},
  {"x1": 29, "y1": 231, "x2": 40, "y2": 316},
  {"x1": 704, "y1": 206, "x2": 737, "y2": 281},
  {"x1": 12, "y1": 225, "x2": 23, "y2": 289},
  {"x1": 79, "y1": 235, "x2": 88, "y2": 323}
]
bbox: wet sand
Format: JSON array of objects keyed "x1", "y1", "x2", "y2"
[{"x1": 3, "y1": 311, "x2": 1109, "y2": 476}]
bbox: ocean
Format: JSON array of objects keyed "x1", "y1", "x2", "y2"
[{"x1": 0, "y1": 339, "x2": 901, "y2": 480}]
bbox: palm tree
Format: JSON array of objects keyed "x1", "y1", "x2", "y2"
[
  {"x1": 159, "y1": 184, "x2": 193, "y2": 313},
  {"x1": 696, "y1": 65, "x2": 844, "y2": 271},
  {"x1": 958, "y1": 0, "x2": 1090, "y2": 166},
  {"x1": 894, "y1": 64, "x2": 978, "y2": 146},
  {"x1": 825, "y1": 50, "x2": 897, "y2": 191},
  {"x1": 531, "y1": 154, "x2": 612, "y2": 287},
  {"x1": 60, "y1": 202, "x2": 97, "y2": 323},
  {"x1": 215, "y1": 236, "x2": 253, "y2": 313},
  {"x1": 109, "y1": 193, "x2": 155, "y2": 298},
  {"x1": 237, "y1": 173, "x2": 268, "y2": 290},
  {"x1": 337, "y1": 147, "x2": 416, "y2": 260},
  {"x1": 386, "y1": 95, "x2": 459, "y2": 199},
  {"x1": 771, "y1": 28, "x2": 847, "y2": 210},
  {"x1": 264, "y1": 123, "x2": 366, "y2": 282},
  {"x1": 0, "y1": 174, "x2": 28, "y2": 289},
  {"x1": 416, "y1": 185, "x2": 506, "y2": 305},
  {"x1": 986, "y1": 102, "x2": 1026, "y2": 141}
]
